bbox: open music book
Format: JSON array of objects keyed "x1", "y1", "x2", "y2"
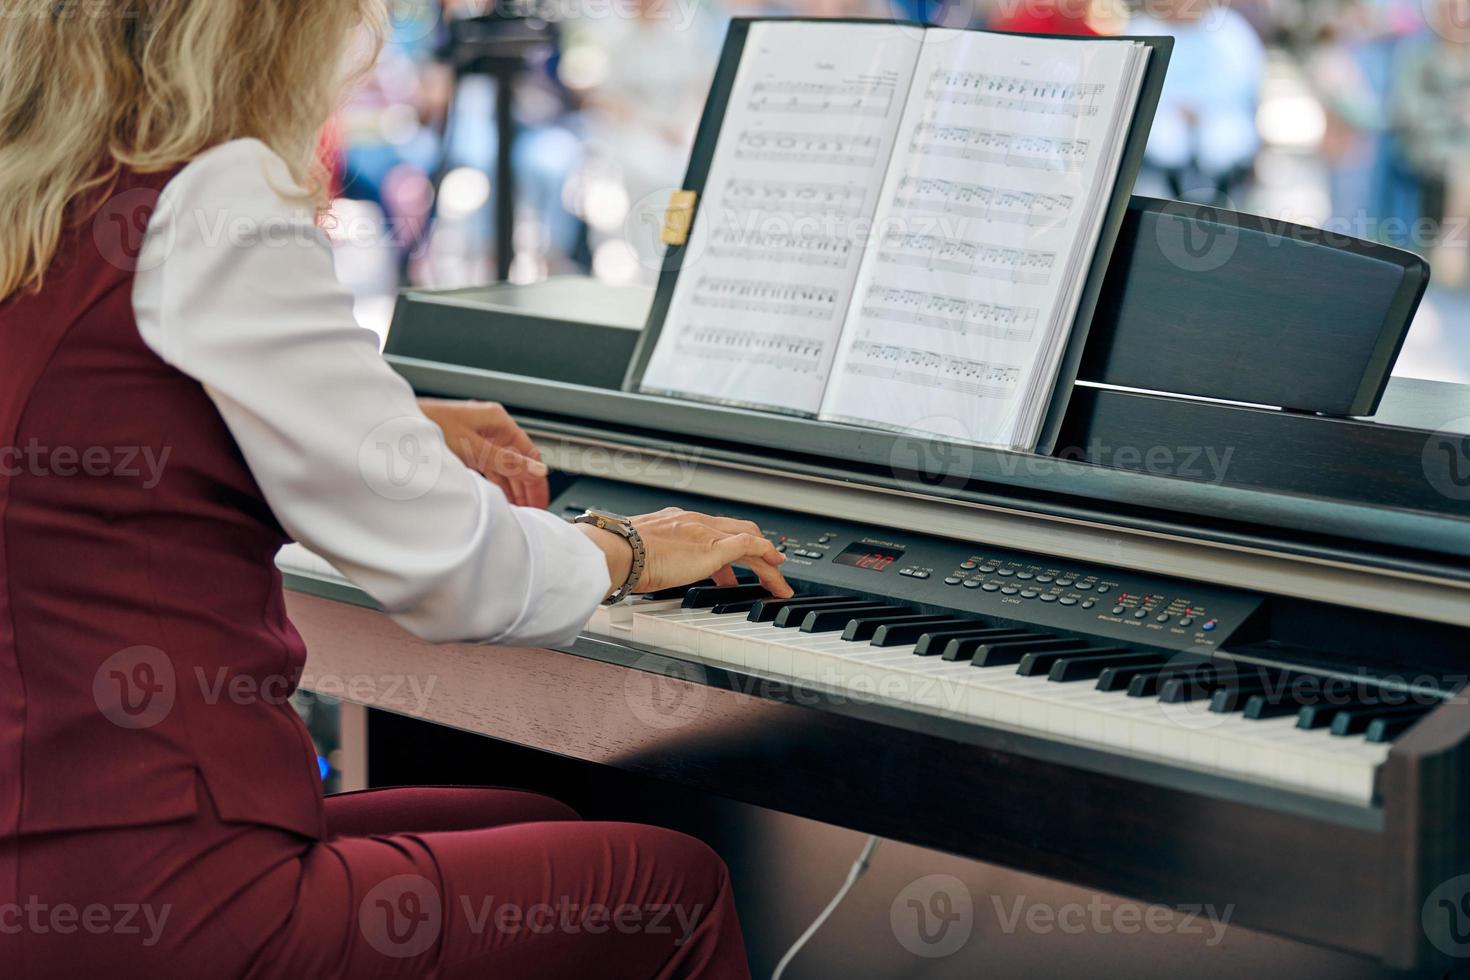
[{"x1": 631, "y1": 20, "x2": 1165, "y2": 453}]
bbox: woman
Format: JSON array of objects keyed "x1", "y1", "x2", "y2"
[{"x1": 0, "y1": 2, "x2": 792, "y2": 977}]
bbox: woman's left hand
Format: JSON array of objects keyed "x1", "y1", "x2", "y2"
[{"x1": 419, "y1": 398, "x2": 550, "y2": 508}]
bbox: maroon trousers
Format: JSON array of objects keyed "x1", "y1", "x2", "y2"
[{"x1": 10, "y1": 784, "x2": 750, "y2": 979}]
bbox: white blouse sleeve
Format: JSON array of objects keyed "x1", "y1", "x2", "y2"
[{"x1": 131, "y1": 138, "x2": 609, "y2": 646}]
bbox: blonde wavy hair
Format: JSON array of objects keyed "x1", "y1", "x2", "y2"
[{"x1": 0, "y1": 0, "x2": 385, "y2": 299}]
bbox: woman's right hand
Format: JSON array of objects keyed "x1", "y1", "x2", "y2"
[{"x1": 577, "y1": 508, "x2": 794, "y2": 600}]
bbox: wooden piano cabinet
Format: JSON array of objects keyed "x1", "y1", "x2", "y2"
[{"x1": 288, "y1": 590, "x2": 1421, "y2": 971}]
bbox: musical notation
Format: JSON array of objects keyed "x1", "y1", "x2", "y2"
[
  {"x1": 909, "y1": 124, "x2": 1089, "y2": 172},
  {"x1": 690, "y1": 276, "x2": 839, "y2": 320},
  {"x1": 735, "y1": 130, "x2": 882, "y2": 168},
  {"x1": 843, "y1": 340, "x2": 1021, "y2": 398},
  {"x1": 708, "y1": 229, "x2": 854, "y2": 268},
  {"x1": 927, "y1": 70, "x2": 1104, "y2": 117},
  {"x1": 861, "y1": 285, "x2": 1038, "y2": 342},
  {"x1": 748, "y1": 78, "x2": 896, "y2": 118},
  {"x1": 892, "y1": 175, "x2": 1073, "y2": 227},
  {"x1": 675, "y1": 326, "x2": 826, "y2": 374},
  {"x1": 878, "y1": 231, "x2": 1056, "y2": 284},
  {"x1": 723, "y1": 179, "x2": 867, "y2": 218}
]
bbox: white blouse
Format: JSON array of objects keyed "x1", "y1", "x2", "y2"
[{"x1": 132, "y1": 138, "x2": 609, "y2": 646}]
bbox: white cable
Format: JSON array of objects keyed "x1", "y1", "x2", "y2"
[{"x1": 770, "y1": 835, "x2": 883, "y2": 980}]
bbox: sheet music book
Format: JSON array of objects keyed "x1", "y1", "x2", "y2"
[{"x1": 629, "y1": 19, "x2": 1167, "y2": 453}]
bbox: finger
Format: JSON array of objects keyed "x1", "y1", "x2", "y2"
[
  {"x1": 458, "y1": 433, "x2": 531, "y2": 505},
  {"x1": 739, "y1": 557, "x2": 794, "y2": 598},
  {"x1": 490, "y1": 446, "x2": 549, "y2": 509},
  {"x1": 710, "y1": 564, "x2": 738, "y2": 588},
  {"x1": 712, "y1": 533, "x2": 793, "y2": 597},
  {"x1": 466, "y1": 401, "x2": 540, "y2": 461}
]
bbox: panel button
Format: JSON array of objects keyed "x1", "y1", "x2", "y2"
[
  {"x1": 1179, "y1": 617, "x2": 1194, "y2": 627},
  {"x1": 1081, "y1": 599, "x2": 1096, "y2": 609},
  {"x1": 981, "y1": 582, "x2": 1001, "y2": 592},
  {"x1": 1155, "y1": 613, "x2": 1171, "y2": 623},
  {"x1": 1058, "y1": 596, "x2": 1077, "y2": 606},
  {"x1": 1036, "y1": 574, "x2": 1055, "y2": 584},
  {"x1": 1020, "y1": 589, "x2": 1039, "y2": 599},
  {"x1": 1038, "y1": 593, "x2": 1058, "y2": 603},
  {"x1": 910, "y1": 570, "x2": 930, "y2": 580},
  {"x1": 1055, "y1": 577, "x2": 1076, "y2": 587},
  {"x1": 962, "y1": 579, "x2": 983, "y2": 589},
  {"x1": 978, "y1": 564, "x2": 998, "y2": 574},
  {"x1": 1203, "y1": 619, "x2": 1218, "y2": 632},
  {"x1": 1111, "y1": 605, "x2": 1126, "y2": 615},
  {"x1": 1016, "y1": 571, "x2": 1035, "y2": 581},
  {"x1": 959, "y1": 560, "x2": 977, "y2": 570},
  {"x1": 1075, "y1": 582, "x2": 1094, "y2": 591},
  {"x1": 898, "y1": 568, "x2": 915, "y2": 576},
  {"x1": 1132, "y1": 609, "x2": 1149, "y2": 620},
  {"x1": 944, "y1": 576, "x2": 963, "y2": 585},
  {"x1": 1000, "y1": 585, "x2": 1020, "y2": 595},
  {"x1": 997, "y1": 568, "x2": 1016, "y2": 577},
  {"x1": 1095, "y1": 585, "x2": 1112, "y2": 595}
]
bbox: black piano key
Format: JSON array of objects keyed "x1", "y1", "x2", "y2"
[
  {"x1": 775, "y1": 597, "x2": 877, "y2": 628},
  {"x1": 1159, "y1": 663, "x2": 1269, "y2": 704},
  {"x1": 871, "y1": 618, "x2": 979, "y2": 647},
  {"x1": 1017, "y1": 646, "x2": 1118, "y2": 677},
  {"x1": 1096, "y1": 659, "x2": 1198, "y2": 693},
  {"x1": 938, "y1": 632, "x2": 1041, "y2": 662},
  {"x1": 842, "y1": 613, "x2": 944, "y2": 643},
  {"x1": 748, "y1": 595, "x2": 864, "y2": 623},
  {"x1": 912, "y1": 627, "x2": 1013, "y2": 657},
  {"x1": 1296, "y1": 702, "x2": 1354, "y2": 730},
  {"x1": 682, "y1": 583, "x2": 773, "y2": 609},
  {"x1": 1330, "y1": 704, "x2": 1429, "y2": 737},
  {"x1": 1130, "y1": 662, "x2": 1217, "y2": 699},
  {"x1": 798, "y1": 604, "x2": 907, "y2": 633},
  {"x1": 710, "y1": 599, "x2": 760, "y2": 615},
  {"x1": 1241, "y1": 692, "x2": 1307, "y2": 720},
  {"x1": 1208, "y1": 676, "x2": 1276, "y2": 714},
  {"x1": 1366, "y1": 711, "x2": 1432, "y2": 743},
  {"x1": 972, "y1": 638, "x2": 1077, "y2": 668},
  {"x1": 1047, "y1": 650, "x2": 1163, "y2": 683},
  {"x1": 644, "y1": 579, "x2": 715, "y2": 601}
]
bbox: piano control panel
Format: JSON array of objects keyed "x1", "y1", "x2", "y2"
[{"x1": 555, "y1": 478, "x2": 1264, "y2": 653}]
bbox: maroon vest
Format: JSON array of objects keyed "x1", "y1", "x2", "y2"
[{"x1": 0, "y1": 168, "x2": 325, "y2": 843}]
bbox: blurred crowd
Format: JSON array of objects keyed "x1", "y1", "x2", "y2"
[{"x1": 323, "y1": 0, "x2": 1470, "y2": 379}]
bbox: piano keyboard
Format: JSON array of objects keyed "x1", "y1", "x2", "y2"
[{"x1": 587, "y1": 583, "x2": 1437, "y2": 805}]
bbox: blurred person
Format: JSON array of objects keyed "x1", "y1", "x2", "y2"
[
  {"x1": 0, "y1": 1, "x2": 796, "y2": 977},
  {"x1": 1391, "y1": 0, "x2": 1470, "y2": 283},
  {"x1": 1306, "y1": 10, "x2": 1389, "y2": 227},
  {"x1": 1129, "y1": 0, "x2": 1266, "y2": 203},
  {"x1": 988, "y1": 0, "x2": 1096, "y2": 37}
]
